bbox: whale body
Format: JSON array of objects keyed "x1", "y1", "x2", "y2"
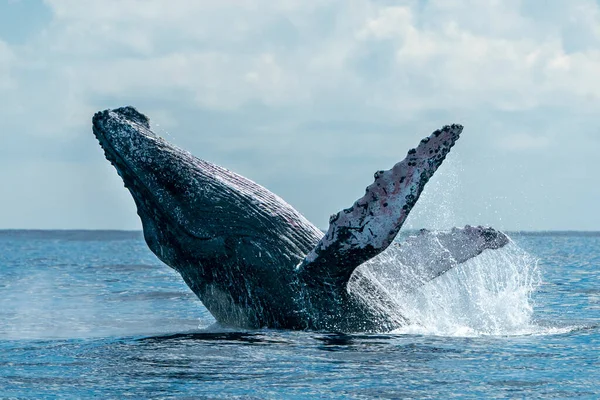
[{"x1": 93, "y1": 106, "x2": 508, "y2": 332}]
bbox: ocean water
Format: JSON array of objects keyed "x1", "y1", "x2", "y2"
[{"x1": 1, "y1": 230, "x2": 598, "y2": 399}]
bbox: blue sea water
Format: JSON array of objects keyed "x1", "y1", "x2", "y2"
[{"x1": 0, "y1": 230, "x2": 598, "y2": 399}]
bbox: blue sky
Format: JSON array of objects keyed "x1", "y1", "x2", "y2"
[{"x1": 1, "y1": 0, "x2": 599, "y2": 230}]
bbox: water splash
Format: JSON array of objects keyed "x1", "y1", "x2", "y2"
[
  {"x1": 348, "y1": 238, "x2": 543, "y2": 337},
  {"x1": 404, "y1": 157, "x2": 463, "y2": 231}
]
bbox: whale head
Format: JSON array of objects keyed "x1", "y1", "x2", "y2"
[
  {"x1": 93, "y1": 106, "x2": 215, "y2": 266},
  {"x1": 93, "y1": 106, "x2": 320, "y2": 272}
]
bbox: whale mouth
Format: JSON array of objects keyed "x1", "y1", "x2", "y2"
[
  {"x1": 92, "y1": 107, "x2": 214, "y2": 241},
  {"x1": 92, "y1": 109, "x2": 154, "y2": 214},
  {"x1": 92, "y1": 108, "x2": 181, "y2": 236},
  {"x1": 93, "y1": 114, "x2": 129, "y2": 181}
]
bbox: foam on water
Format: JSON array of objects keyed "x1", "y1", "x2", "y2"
[{"x1": 348, "y1": 239, "x2": 550, "y2": 337}]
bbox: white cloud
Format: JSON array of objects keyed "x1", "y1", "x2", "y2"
[
  {"x1": 1, "y1": 0, "x2": 600, "y2": 229},
  {"x1": 9, "y1": 0, "x2": 596, "y2": 117},
  {"x1": 353, "y1": 3, "x2": 600, "y2": 113},
  {"x1": 358, "y1": 6, "x2": 413, "y2": 40}
]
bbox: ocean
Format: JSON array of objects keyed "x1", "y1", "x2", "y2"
[{"x1": 1, "y1": 230, "x2": 598, "y2": 398}]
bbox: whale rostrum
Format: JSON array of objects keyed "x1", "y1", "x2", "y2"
[{"x1": 93, "y1": 106, "x2": 509, "y2": 332}]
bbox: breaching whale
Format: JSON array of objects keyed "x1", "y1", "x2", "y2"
[{"x1": 93, "y1": 106, "x2": 508, "y2": 332}]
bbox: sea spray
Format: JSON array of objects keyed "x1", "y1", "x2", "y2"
[{"x1": 348, "y1": 237, "x2": 541, "y2": 336}]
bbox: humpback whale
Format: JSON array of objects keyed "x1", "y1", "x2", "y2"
[{"x1": 93, "y1": 106, "x2": 508, "y2": 332}]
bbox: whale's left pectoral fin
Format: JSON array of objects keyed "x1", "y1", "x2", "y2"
[{"x1": 296, "y1": 124, "x2": 463, "y2": 287}]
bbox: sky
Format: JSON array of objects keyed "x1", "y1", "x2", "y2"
[{"x1": 0, "y1": 0, "x2": 599, "y2": 231}]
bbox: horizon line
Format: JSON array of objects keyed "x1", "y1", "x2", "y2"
[{"x1": 1, "y1": 229, "x2": 599, "y2": 234}]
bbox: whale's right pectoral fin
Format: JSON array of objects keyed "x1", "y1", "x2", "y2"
[
  {"x1": 383, "y1": 226, "x2": 510, "y2": 290},
  {"x1": 296, "y1": 124, "x2": 463, "y2": 288}
]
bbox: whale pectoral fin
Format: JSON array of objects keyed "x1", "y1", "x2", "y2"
[
  {"x1": 386, "y1": 226, "x2": 510, "y2": 289},
  {"x1": 296, "y1": 124, "x2": 463, "y2": 287}
]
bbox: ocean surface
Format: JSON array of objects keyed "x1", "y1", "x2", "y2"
[{"x1": 1, "y1": 230, "x2": 598, "y2": 399}]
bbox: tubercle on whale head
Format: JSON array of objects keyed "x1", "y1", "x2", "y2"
[
  {"x1": 94, "y1": 106, "x2": 151, "y2": 129},
  {"x1": 92, "y1": 106, "x2": 163, "y2": 179}
]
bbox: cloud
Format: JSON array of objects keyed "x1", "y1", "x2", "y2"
[
  {"x1": 0, "y1": 0, "x2": 599, "y2": 229},
  {"x1": 6, "y1": 0, "x2": 597, "y2": 117},
  {"x1": 355, "y1": 2, "x2": 600, "y2": 112}
]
